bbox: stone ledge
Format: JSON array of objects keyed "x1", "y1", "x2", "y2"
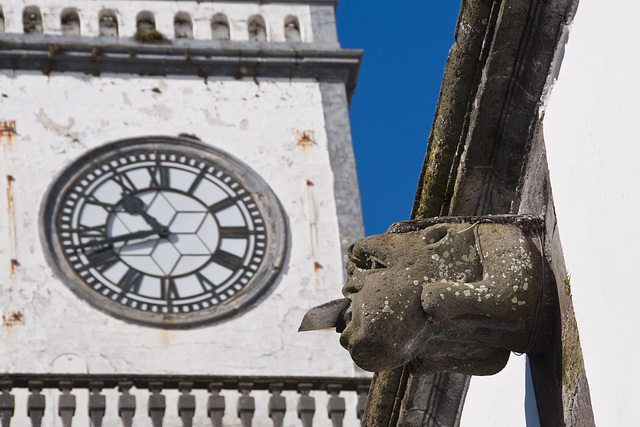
[{"x1": 0, "y1": 35, "x2": 362, "y2": 97}]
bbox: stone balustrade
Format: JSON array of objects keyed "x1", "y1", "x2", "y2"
[
  {"x1": 0, "y1": 3, "x2": 314, "y2": 43},
  {"x1": 0, "y1": 374, "x2": 370, "y2": 426}
]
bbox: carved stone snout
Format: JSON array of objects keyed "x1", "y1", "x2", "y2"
[{"x1": 301, "y1": 216, "x2": 556, "y2": 376}]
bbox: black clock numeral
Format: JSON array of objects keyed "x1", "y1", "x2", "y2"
[
  {"x1": 195, "y1": 272, "x2": 221, "y2": 302},
  {"x1": 212, "y1": 250, "x2": 244, "y2": 271},
  {"x1": 187, "y1": 168, "x2": 208, "y2": 194},
  {"x1": 111, "y1": 169, "x2": 137, "y2": 193},
  {"x1": 85, "y1": 194, "x2": 116, "y2": 213},
  {"x1": 83, "y1": 246, "x2": 119, "y2": 272},
  {"x1": 70, "y1": 224, "x2": 109, "y2": 240},
  {"x1": 208, "y1": 196, "x2": 242, "y2": 213},
  {"x1": 160, "y1": 277, "x2": 179, "y2": 305},
  {"x1": 148, "y1": 163, "x2": 171, "y2": 189},
  {"x1": 219, "y1": 226, "x2": 254, "y2": 239},
  {"x1": 117, "y1": 268, "x2": 144, "y2": 296}
]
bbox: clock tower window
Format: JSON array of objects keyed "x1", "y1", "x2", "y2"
[
  {"x1": 136, "y1": 11, "x2": 156, "y2": 33},
  {"x1": 174, "y1": 12, "x2": 193, "y2": 39},
  {"x1": 61, "y1": 8, "x2": 80, "y2": 36},
  {"x1": 248, "y1": 15, "x2": 266, "y2": 42},
  {"x1": 284, "y1": 15, "x2": 301, "y2": 42},
  {"x1": 23, "y1": 6, "x2": 43, "y2": 34},
  {"x1": 211, "y1": 13, "x2": 230, "y2": 41},
  {"x1": 99, "y1": 9, "x2": 118, "y2": 38}
]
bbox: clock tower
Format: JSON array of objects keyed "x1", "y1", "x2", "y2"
[{"x1": 0, "y1": 0, "x2": 366, "y2": 425}]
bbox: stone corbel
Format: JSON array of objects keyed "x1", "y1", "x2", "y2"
[{"x1": 300, "y1": 215, "x2": 556, "y2": 376}]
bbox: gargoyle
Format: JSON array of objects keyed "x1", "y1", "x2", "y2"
[{"x1": 300, "y1": 216, "x2": 555, "y2": 376}]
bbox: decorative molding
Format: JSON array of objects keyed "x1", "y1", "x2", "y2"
[{"x1": 0, "y1": 35, "x2": 362, "y2": 97}]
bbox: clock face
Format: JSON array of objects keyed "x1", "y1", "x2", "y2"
[{"x1": 41, "y1": 137, "x2": 288, "y2": 328}]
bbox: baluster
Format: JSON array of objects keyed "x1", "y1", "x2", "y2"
[
  {"x1": 207, "y1": 383, "x2": 225, "y2": 427},
  {"x1": 88, "y1": 382, "x2": 106, "y2": 427},
  {"x1": 326, "y1": 385, "x2": 345, "y2": 427},
  {"x1": 148, "y1": 382, "x2": 166, "y2": 427},
  {"x1": 237, "y1": 382, "x2": 255, "y2": 427},
  {"x1": 27, "y1": 381, "x2": 45, "y2": 427},
  {"x1": 0, "y1": 381, "x2": 14, "y2": 427},
  {"x1": 356, "y1": 385, "x2": 368, "y2": 421},
  {"x1": 268, "y1": 383, "x2": 286, "y2": 427},
  {"x1": 178, "y1": 382, "x2": 195, "y2": 427},
  {"x1": 296, "y1": 383, "x2": 315, "y2": 427},
  {"x1": 118, "y1": 381, "x2": 136, "y2": 427},
  {"x1": 58, "y1": 381, "x2": 76, "y2": 427}
]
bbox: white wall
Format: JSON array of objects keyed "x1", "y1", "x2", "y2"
[
  {"x1": 0, "y1": 71, "x2": 363, "y2": 425},
  {"x1": 544, "y1": 0, "x2": 640, "y2": 425}
]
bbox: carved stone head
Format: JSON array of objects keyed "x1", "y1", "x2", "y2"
[{"x1": 301, "y1": 217, "x2": 554, "y2": 376}]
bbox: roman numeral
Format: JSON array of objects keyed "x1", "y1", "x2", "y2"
[
  {"x1": 85, "y1": 195, "x2": 116, "y2": 213},
  {"x1": 160, "y1": 277, "x2": 179, "y2": 306},
  {"x1": 82, "y1": 246, "x2": 119, "y2": 272},
  {"x1": 70, "y1": 224, "x2": 108, "y2": 240},
  {"x1": 187, "y1": 168, "x2": 208, "y2": 194},
  {"x1": 148, "y1": 163, "x2": 171, "y2": 189},
  {"x1": 111, "y1": 170, "x2": 137, "y2": 193},
  {"x1": 195, "y1": 272, "x2": 222, "y2": 302},
  {"x1": 212, "y1": 250, "x2": 244, "y2": 271},
  {"x1": 208, "y1": 196, "x2": 242, "y2": 214},
  {"x1": 219, "y1": 226, "x2": 252, "y2": 239},
  {"x1": 117, "y1": 268, "x2": 144, "y2": 296}
]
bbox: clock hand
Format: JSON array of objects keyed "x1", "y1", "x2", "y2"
[
  {"x1": 121, "y1": 193, "x2": 169, "y2": 237},
  {"x1": 72, "y1": 228, "x2": 160, "y2": 249}
]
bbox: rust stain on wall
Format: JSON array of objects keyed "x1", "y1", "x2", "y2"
[
  {"x1": 3, "y1": 311, "x2": 24, "y2": 327},
  {"x1": 296, "y1": 130, "x2": 315, "y2": 147},
  {"x1": 0, "y1": 121, "x2": 16, "y2": 151},
  {"x1": 6, "y1": 175, "x2": 17, "y2": 277},
  {"x1": 306, "y1": 179, "x2": 321, "y2": 276}
]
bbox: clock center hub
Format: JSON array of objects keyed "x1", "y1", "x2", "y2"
[{"x1": 109, "y1": 190, "x2": 223, "y2": 277}]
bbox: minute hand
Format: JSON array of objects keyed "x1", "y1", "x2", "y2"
[{"x1": 72, "y1": 229, "x2": 160, "y2": 249}]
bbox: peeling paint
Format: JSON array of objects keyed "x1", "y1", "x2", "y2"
[{"x1": 35, "y1": 109, "x2": 75, "y2": 136}]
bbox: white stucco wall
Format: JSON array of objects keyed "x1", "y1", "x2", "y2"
[
  {"x1": 0, "y1": 71, "x2": 363, "y2": 425},
  {"x1": 461, "y1": 357, "x2": 530, "y2": 426},
  {"x1": 543, "y1": 1, "x2": 640, "y2": 425}
]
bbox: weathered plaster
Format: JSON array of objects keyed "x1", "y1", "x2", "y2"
[{"x1": 0, "y1": 68, "x2": 365, "y2": 426}]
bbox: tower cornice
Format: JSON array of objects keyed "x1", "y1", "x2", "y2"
[{"x1": 0, "y1": 35, "x2": 361, "y2": 99}]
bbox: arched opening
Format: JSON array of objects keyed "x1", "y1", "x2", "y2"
[
  {"x1": 99, "y1": 9, "x2": 118, "y2": 37},
  {"x1": 23, "y1": 6, "x2": 43, "y2": 34},
  {"x1": 61, "y1": 8, "x2": 80, "y2": 36},
  {"x1": 211, "y1": 13, "x2": 230, "y2": 40},
  {"x1": 247, "y1": 15, "x2": 266, "y2": 42},
  {"x1": 134, "y1": 10, "x2": 164, "y2": 42},
  {"x1": 174, "y1": 12, "x2": 192, "y2": 39},
  {"x1": 284, "y1": 15, "x2": 301, "y2": 42},
  {"x1": 136, "y1": 11, "x2": 155, "y2": 33}
]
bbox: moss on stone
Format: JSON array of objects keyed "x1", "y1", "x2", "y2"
[
  {"x1": 561, "y1": 312, "x2": 584, "y2": 404},
  {"x1": 133, "y1": 29, "x2": 166, "y2": 43}
]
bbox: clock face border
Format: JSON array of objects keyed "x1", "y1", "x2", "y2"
[{"x1": 40, "y1": 136, "x2": 289, "y2": 329}]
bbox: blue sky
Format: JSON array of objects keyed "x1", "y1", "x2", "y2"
[{"x1": 335, "y1": 3, "x2": 461, "y2": 235}]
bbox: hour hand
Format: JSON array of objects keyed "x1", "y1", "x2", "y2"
[{"x1": 121, "y1": 193, "x2": 167, "y2": 234}]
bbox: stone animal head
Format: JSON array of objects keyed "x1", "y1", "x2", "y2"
[{"x1": 301, "y1": 218, "x2": 553, "y2": 376}]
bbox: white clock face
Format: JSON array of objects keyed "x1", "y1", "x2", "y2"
[{"x1": 42, "y1": 137, "x2": 288, "y2": 328}]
